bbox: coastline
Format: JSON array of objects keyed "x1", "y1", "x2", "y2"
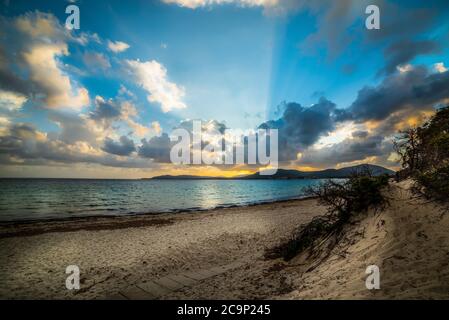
[
  {"x1": 0, "y1": 177, "x2": 324, "y2": 224},
  {"x1": 0, "y1": 196, "x2": 317, "y2": 238},
  {"x1": 1, "y1": 181, "x2": 448, "y2": 299},
  {"x1": 0, "y1": 197, "x2": 325, "y2": 299}
]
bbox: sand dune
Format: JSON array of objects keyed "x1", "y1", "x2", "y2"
[
  {"x1": 283, "y1": 180, "x2": 449, "y2": 299},
  {"x1": 0, "y1": 181, "x2": 448, "y2": 299},
  {"x1": 163, "y1": 180, "x2": 449, "y2": 300}
]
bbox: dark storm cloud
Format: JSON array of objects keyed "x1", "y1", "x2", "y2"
[
  {"x1": 0, "y1": 44, "x2": 30, "y2": 97},
  {"x1": 102, "y1": 136, "x2": 136, "y2": 156},
  {"x1": 0, "y1": 122, "x2": 156, "y2": 168},
  {"x1": 0, "y1": 123, "x2": 36, "y2": 155},
  {"x1": 297, "y1": 66, "x2": 449, "y2": 168},
  {"x1": 352, "y1": 130, "x2": 369, "y2": 139},
  {"x1": 0, "y1": 122, "x2": 83, "y2": 163},
  {"x1": 381, "y1": 39, "x2": 441, "y2": 75},
  {"x1": 344, "y1": 66, "x2": 449, "y2": 122},
  {"x1": 0, "y1": 20, "x2": 28, "y2": 97},
  {"x1": 138, "y1": 133, "x2": 172, "y2": 163},
  {"x1": 300, "y1": 0, "x2": 448, "y2": 60},
  {"x1": 363, "y1": 1, "x2": 449, "y2": 78},
  {"x1": 0, "y1": 123, "x2": 90, "y2": 166},
  {"x1": 297, "y1": 0, "x2": 448, "y2": 78},
  {"x1": 298, "y1": 134, "x2": 391, "y2": 167},
  {"x1": 0, "y1": 69, "x2": 30, "y2": 97},
  {"x1": 365, "y1": 6, "x2": 438, "y2": 42},
  {"x1": 258, "y1": 98, "x2": 338, "y2": 161},
  {"x1": 90, "y1": 98, "x2": 122, "y2": 121},
  {"x1": 48, "y1": 112, "x2": 98, "y2": 145},
  {"x1": 178, "y1": 119, "x2": 227, "y2": 135},
  {"x1": 270, "y1": 65, "x2": 449, "y2": 167},
  {"x1": 300, "y1": 0, "x2": 357, "y2": 58}
]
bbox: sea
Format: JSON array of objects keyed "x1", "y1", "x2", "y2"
[{"x1": 0, "y1": 178, "x2": 328, "y2": 222}]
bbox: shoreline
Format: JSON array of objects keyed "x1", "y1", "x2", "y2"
[
  {"x1": 1, "y1": 181, "x2": 448, "y2": 299},
  {"x1": 0, "y1": 196, "x2": 317, "y2": 239},
  {"x1": 0, "y1": 196, "x2": 325, "y2": 299},
  {"x1": 0, "y1": 194, "x2": 317, "y2": 226}
]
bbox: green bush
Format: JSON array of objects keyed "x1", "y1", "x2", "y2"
[
  {"x1": 311, "y1": 174, "x2": 390, "y2": 224},
  {"x1": 265, "y1": 215, "x2": 335, "y2": 261},
  {"x1": 415, "y1": 165, "x2": 449, "y2": 202},
  {"x1": 394, "y1": 106, "x2": 449, "y2": 201}
]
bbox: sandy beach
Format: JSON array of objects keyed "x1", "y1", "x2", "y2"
[
  {"x1": 0, "y1": 198, "x2": 325, "y2": 299},
  {"x1": 0, "y1": 181, "x2": 448, "y2": 299}
]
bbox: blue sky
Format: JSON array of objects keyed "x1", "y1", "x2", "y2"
[
  {"x1": 3, "y1": 0, "x2": 278, "y2": 129},
  {"x1": 1, "y1": 0, "x2": 449, "y2": 178}
]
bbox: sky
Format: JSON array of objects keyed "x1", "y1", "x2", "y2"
[{"x1": 0, "y1": 0, "x2": 449, "y2": 178}]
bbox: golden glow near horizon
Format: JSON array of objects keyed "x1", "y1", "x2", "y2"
[
  {"x1": 147, "y1": 165, "x2": 257, "y2": 178},
  {"x1": 294, "y1": 166, "x2": 322, "y2": 172},
  {"x1": 0, "y1": 160, "x2": 402, "y2": 179}
]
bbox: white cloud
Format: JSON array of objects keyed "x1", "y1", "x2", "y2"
[
  {"x1": 161, "y1": 0, "x2": 303, "y2": 14},
  {"x1": 118, "y1": 85, "x2": 136, "y2": 98},
  {"x1": 14, "y1": 12, "x2": 64, "y2": 38},
  {"x1": 0, "y1": 116, "x2": 10, "y2": 136},
  {"x1": 1, "y1": 12, "x2": 90, "y2": 110},
  {"x1": 22, "y1": 43, "x2": 90, "y2": 109},
  {"x1": 434, "y1": 62, "x2": 448, "y2": 73},
  {"x1": 314, "y1": 122, "x2": 358, "y2": 150},
  {"x1": 163, "y1": 0, "x2": 276, "y2": 9},
  {"x1": 125, "y1": 59, "x2": 187, "y2": 112},
  {"x1": 397, "y1": 64, "x2": 413, "y2": 73},
  {"x1": 108, "y1": 40, "x2": 130, "y2": 53},
  {"x1": 0, "y1": 90, "x2": 28, "y2": 111},
  {"x1": 120, "y1": 101, "x2": 138, "y2": 119}
]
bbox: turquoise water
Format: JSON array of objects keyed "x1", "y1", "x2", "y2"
[{"x1": 0, "y1": 179, "x2": 327, "y2": 222}]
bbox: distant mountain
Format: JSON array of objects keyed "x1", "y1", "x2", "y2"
[
  {"x1": 240, "y1": 164, "x2": 394, "y2": 180},
  {"x1": 148, "y1": 164, "x2": 395, "y2": 180},
  {"x1": 144, "y1": 175, "x2": 227, "y2": 180}
]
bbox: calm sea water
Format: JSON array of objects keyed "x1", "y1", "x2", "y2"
[{"x1": 0, "y1": 179, "x2": 327, "y2": 222}]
